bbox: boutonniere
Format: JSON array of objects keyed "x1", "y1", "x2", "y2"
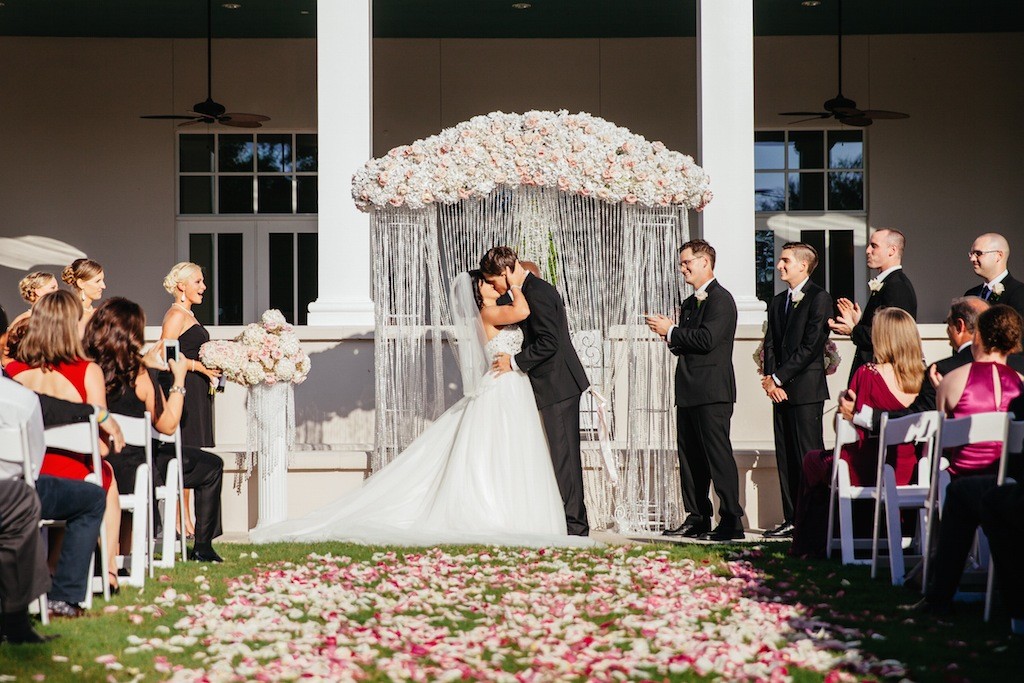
[
  {"x1": 992, "y1": 282, "x2": 1005, "y2": 298},
  {"x1": 790, "y1": 291, "x2": 805, "y2": 308},
  {"x1": 868, "y1": 278, "x2": 883, "y2": 294},
  {"x1": 694, "y1": 290, "x2": 708, "y2": 306}
]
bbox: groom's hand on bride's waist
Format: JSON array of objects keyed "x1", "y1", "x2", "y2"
[{"x1": 492, "y1": 353, "x2": 513, "y2": 375}]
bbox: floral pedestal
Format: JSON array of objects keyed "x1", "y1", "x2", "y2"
[{"x1": 247, "y1": 382, "x2": 295, "y2": 528}]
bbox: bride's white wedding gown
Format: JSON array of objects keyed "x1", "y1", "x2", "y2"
[{"x1": 250, "y1": 325, "x2": 593, "y2": 547}]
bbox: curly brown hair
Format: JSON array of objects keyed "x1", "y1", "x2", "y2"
[
  {"x1": 62, "y1": 258, "x2": 103, "y2": 290},
  {"x1": 83, "y1": 297, "x2": 147, "y2": 399},
  {"x1": 977, "y1": 304, "x2": 1023, "y2": 355}
]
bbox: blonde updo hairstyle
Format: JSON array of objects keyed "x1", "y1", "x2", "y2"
[
  {"x1": 163, "y1": 262, "x2": 202, "y2": 299},
  {"x1": 19, "y1": 272, "x2": 58, "y2": 304},
  {"x1": 61, "y1": 258, "x2": 103, "y2": 293}
]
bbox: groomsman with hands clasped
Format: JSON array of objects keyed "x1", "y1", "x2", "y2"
[
  {"x1": 646, "y1": 240, "x2": 745, "y2": 542},
  {"x1": 964, "y1": 232, "x2": 1024, "y2": 318},
  {"x1": 760, "y1": 243, "x2": 833, "y2": 539}
]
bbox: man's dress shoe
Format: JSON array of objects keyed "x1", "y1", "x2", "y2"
[
  {"x1": 664, "y1": 519, "x2": 710, "y2": 537},
  {"x1": 188, "y1": 548, "x2": 224, "y2": 563},
  {"x1": 762, "y1": 522, "x2": 795, "y2": 538},
  {"x1": 699, "y1": 526, "x2": 746, "y2": 542}
]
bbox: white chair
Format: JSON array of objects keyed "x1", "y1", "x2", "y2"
[
  {"x1": 871, "y1": 411, "x2": 941, "y2": 586},
  {"x1": 109, "y1": 412, "x2": 152, "y2": 589},
  {"x1": 984, "y1": 418, "x2": 1024, "y2": 622},
  {"x1": 0, "y1": 421, "x2": 50, "y2": 624},
  {"x1": 825, "y1": 415, "x2": 865, "y2": 564},
  {"x1": 151, "y1": 426, "x2": 188, "y2": 571},
  {"x1": 43, "y1": 415, "x2": 109, "y2": 605}
]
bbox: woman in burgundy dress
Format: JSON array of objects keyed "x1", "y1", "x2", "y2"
[{"x1": 791, "y1": 308, "x2": 925, "y2": 558}]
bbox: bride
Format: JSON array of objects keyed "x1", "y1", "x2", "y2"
[{"x1": 250, "y1": 265, "x2": 593, "y2": 547}]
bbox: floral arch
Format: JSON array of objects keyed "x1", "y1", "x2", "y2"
[{"x1": 352, "y1": 110, "x2": 712, "y2": 534}]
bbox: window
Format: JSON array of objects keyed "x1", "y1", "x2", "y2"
[
  {"x1": 754, "y1": 130, "x2": 867, "y2": 308},
  {"x1": 177, "y1": 133, "x2": 318, "y2": 325}
]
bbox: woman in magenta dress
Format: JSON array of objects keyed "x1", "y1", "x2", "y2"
[
  {"x1": 791, "y1": 308, "x2": 925, "y2": 557},
  {"x1": 936, "y1": 304, "x2": 1024, "y2": 477}
]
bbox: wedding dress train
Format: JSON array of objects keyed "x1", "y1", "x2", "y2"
[{"x1": 250, "y1": 324, "x2": 594, "y2": 547}]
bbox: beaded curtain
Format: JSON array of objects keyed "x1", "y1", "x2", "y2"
[{"x1": 371, "y1": 186, "x2": 691, "y2": 533}]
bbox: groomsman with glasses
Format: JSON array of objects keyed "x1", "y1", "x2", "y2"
[
  {"x1": 760, "y1": 243, "x2": 833, "y2": 539},
  {"x1": 964, "y1": 233, "x2": 1024, "y2": 318}
]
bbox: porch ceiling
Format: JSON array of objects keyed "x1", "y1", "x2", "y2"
[{"x1": 0, "y1": 1, "x2": 1021, "y2": 39}]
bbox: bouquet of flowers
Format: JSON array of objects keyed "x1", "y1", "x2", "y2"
[
  {"x1": 753, "y1": 322, "x2": 841, "y2": 377},
  {"x1": 200, "y1": 310, "x2": 311, "y2": 387}
]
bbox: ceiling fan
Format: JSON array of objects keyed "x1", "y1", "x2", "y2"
[
  {"x1": 141, "y1": 0, "x2": 270, "y2": 128},
  {"x1": 780, "y1": 0, "x2": 908, "y2": 127}
]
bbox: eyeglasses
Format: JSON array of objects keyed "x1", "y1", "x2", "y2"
[
  {"x1": 679, "y1": 255, "x2": 706, "y2": 268},
  {"x1": 968, "y1": 249, "x2": 1002, "y2": 259}
]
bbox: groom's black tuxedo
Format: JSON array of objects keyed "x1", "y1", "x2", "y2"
[
  {"x1": 763, "y1": 280, "x2": 832, "y2": 523},
  {"x1": 668, "y1": 279, "x2": 744, "y2": 532},
  {"x1": 514, "y1": 273, "x2": 590, "y2": 535},
  {"x1": 965, "y1": 272, "x2": 1024, "y2": 318}
]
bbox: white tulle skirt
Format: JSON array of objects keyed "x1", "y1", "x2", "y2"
[{"x1": 250, "y1": 371, "x2": 594, "y2": 548}]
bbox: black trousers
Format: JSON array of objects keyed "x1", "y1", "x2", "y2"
[
  {"x1": 927, "y1": 475, "x2": 996, "y2": 607},
  {"x1": 0, "y1": 480, "x2": 49, "y2": 613},
  {"x1": 982, "y1": 483, "x2": 1024, "y2": 619},
  {"x1": 677, "y1": 403, "x2": 744, "y2": 530},
  {"x1": 155, "y1": 444, "x2": 224, "y2": 546},
  {"x1": 772, "y1": 400, "x2": 824, "y2": 523},
  {"x1": 539, "y1": 395, "x2": 589, "y2": 536}
]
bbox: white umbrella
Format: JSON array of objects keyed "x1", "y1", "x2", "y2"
[{"x1": 0, "y1": 236, "x2": 87, "y2": 271}]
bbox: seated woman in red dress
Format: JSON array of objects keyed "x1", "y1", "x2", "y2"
[
  {"x1": 936, "y1": 304, "x2": 1024, "y2": 477},
  {"x1": 791, "y1": 307, "x2": 925, "y2": 558},
  {"x1": 5, "y1": 290, "x2": 122, "y2": 593}
]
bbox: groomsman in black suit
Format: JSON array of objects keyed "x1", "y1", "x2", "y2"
[
  {"x1": 647, "y1": 240, "x2": 744, "y2": 542},
  {"x1": 964, "y1": 233, "x2": 1024, "y2": 318},
  {"x1": 829, "y1": 228, "x2": 917, "y2": 381},
  {"x1": 760, "y1": 243, "x2": 832, "y2": 538}
]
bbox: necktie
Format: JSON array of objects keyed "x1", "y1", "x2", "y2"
[
  {"x1": 981, "y1": 285, "x2": 992, "y2": 301},
  {"x1": 785, "y1": 291, "x2": 793, "y2": 314}
]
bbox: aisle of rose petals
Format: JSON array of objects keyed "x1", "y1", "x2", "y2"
[{"x1": 119, "y1": 547, "x2": 904, "y2": 682}]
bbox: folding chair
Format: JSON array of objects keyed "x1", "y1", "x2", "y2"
[
  {"x1": 0, "y1": 421, "x2": 50, "y2": 624},
  {"x1": 151, "y1": 426, "x2": 188, "y2": 570},
  {"x1": 825, "y1": 415, "x2": 866, "y2": 564},
  {"x1": 871, "y1": 411, "x2": 940, "y2": 585},
  {"x1": 43, "y1": 415, "x2": 109, "y2": 604},
  {"x1": 109, "y1": 412, "x2": 152, "y2": 588},
  {"x1": 984, "y1": 418, "x2": 1024, "y2": 622}
]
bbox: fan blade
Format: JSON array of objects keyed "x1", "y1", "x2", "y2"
[
  {"x1": 141, "y1": 115, "x2": 199, "y2": 120},
  {"x1": 177, "y1": 119, "x2": 209, "y2": 128},
  {"x1": 220, "y1": 119, "x2": 263, "y2": 128},
  {"x1": 779, "y1": 111, "x2": 831, "y2": 117},
  {"x1": 842, "y1": 117, "x2": 873, "y2": 127},
  {"x1": 832, "y1": 107, "x2": 865, "y2": 117},
  {"x1": 788, "y1": 115, "x2": 837, "y2": 125},
  {"x1": 860, "y1": 110, "x2": 909, "y2": 120},
  {"x1": 221, "y1": 113, "x2": 271, "y2": 123}
]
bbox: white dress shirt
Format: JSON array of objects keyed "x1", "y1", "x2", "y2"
[
  {"x1": 0, "y1": 376, "x2": 46, "y2": 481},
  {"x1": 875, "y1": 264, "x2": 903, "y2": 282}
]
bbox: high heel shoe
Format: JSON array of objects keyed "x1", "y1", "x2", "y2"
[{"x1": 108, "y1": 571, "x2": 120, "y2": 596}]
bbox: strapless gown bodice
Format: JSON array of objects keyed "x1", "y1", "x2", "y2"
[{"x1": 485, "y1": 324, "x2": 523, "y2": 359}]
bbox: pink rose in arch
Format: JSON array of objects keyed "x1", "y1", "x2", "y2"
[{"x1": 388, "y1": 196, "x2": 404, "y2": 207}]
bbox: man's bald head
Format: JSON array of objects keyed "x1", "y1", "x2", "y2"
[{"x1": 970, "y1": 232, "x2": 1010, "y2": 281}]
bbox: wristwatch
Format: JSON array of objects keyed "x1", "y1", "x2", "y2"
[{"x1": 169, "y1": 385, "x2": 187, "y2": 396}]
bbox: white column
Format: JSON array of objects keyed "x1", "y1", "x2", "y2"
[
  {"x1": 307, "y1": 0, "x2": 375, "y2": 326},
  {"x1": 696, "y1": 0, "x2": 765, "y2": 326}
]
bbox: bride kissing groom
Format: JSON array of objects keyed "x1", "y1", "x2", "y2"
[{"x1": 481, "y1": 246, "x2": 591, "y2": 537}]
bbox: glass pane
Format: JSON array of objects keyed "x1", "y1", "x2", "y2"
[
  {"x1": 296, "y1": 134, "x2": 317, "y2": 171},
  {"x1": 828, "y1": 171, "x2": 864, "y2": 210},
  {"x1": 179, "y1": 134, "x2": 214, "y2": 172},
  {"x1": 219, "y1": 177, "x2": 253, "y2": 214},
  {"x1": 269, "y1": 233, "x2": 295, "y2": 323},
  {"x1": 754, "y1": 131, "x2": 785, "y2": 170},
  {"x1": 755, "y1": 172, "x2": 785, "y2": 211},
  {"x1": 787, "y1": 131, "x2": 825, "y2": 170},
  {"x1": 188, "y1": 233, "x2": 215, "y2": 326},
  {"x1": 828, "y1": 130, "x2": 863, "y2": 169},
  {"x1": 828, "y1": 229, "x2": 855, "y2": 304},
  {"x1": 218, "y1": 134, "x2": 254, "y2": 172},
  {"x1": 799, "y1": 229, "x2": 827, "y2": 290},
  {"x1": 297, "y1": 233, "x2": 318, "y2": 326},
  {"x1": 755, "y1": 229, "x2": 775, "y2": 306},
  {"x1": 217, "y1": 233, "x2": 244, "y2": 325},
  {"x1": 179, "y1": 176, "x2": 213, "y2": 214},
  {"x1": 297, "y1": 176, "x2": 318, "y2": 213},
  {"x1": 788, "y1": 172, "x2": 825, "y2": 211},
  {"x1": 257, "y1": 134, "x2": 292, "y2": 172},
  {"x1": 258, "y1": 176, "x2": 293, "y2": 213}
]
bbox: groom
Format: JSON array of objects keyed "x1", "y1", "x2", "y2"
[{"x1": 483, "y1": 246, "x2": 591, "y2": 536}]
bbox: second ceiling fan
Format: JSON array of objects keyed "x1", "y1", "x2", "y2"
[
  {"x1": 142, "y1": 0, "x2": 270, "y2": 128},
  {"x1": 780, "y1": 0, "x2": 908, "y2": 127}
]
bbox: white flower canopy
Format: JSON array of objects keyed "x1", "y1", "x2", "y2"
[{"x1": 359, "y1": 111, "x2": 713, "y2": 534}]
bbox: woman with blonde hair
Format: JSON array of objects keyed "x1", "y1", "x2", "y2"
[
  {"x1": 1, "y1": 272, "x2": 59, "y2": 365},
  {"x1": 62, "y1": 258, "x2": 106, "y2": 331},
  {"x1": 790, "y1": 307, "x2": 925, "y2": 557},
  {"x1": 5, "y1": 290, "x2": 123, "y2": 592}
]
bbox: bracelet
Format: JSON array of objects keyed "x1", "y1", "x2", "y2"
[
  {"x1": 97, "y1": 409, "x2": 109, "y2": 424},
  {"x1": 169, "y1": 385, "x2": 187, "y2": 396}
]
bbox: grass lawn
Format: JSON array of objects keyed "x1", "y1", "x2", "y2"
[{"x1": 0, "y1": 541, "x2": 1021, "y2": 681}]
